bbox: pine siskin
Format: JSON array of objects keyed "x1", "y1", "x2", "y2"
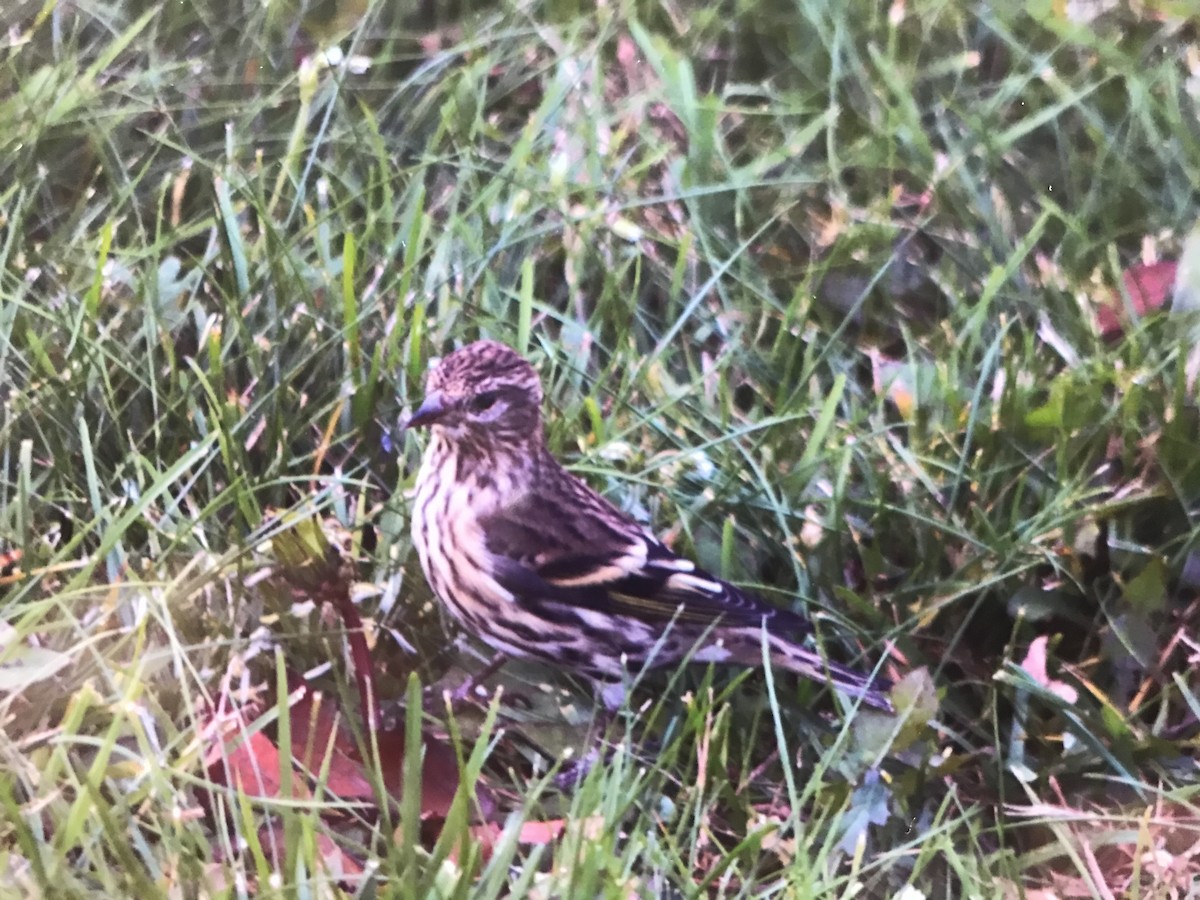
[{"x1": 404, "y1": 340, "x2": 892, "y2": 712}]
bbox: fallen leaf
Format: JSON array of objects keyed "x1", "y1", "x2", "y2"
[
  {"x1": 1097, "y1": 259, "x2": 1178, "y2": 339},
  {"x1": 1020, "y1": 635, "x2": 1079, "y2": 704},
  {"x1": 203, "y1": 711, "x2": 296, "y2": 801}
]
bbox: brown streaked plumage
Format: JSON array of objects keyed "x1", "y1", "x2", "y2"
[{"x1": 405, "y1": 339, "x2": 892, "y2": 712}]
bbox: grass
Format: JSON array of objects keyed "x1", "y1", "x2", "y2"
[{"x1": 3, "y1": 0, "x2": 1200, "y2": 895}]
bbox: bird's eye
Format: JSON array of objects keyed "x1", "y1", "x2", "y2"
[{"x1": 468, "y1": 391, "x2": 500, "y2": 413}]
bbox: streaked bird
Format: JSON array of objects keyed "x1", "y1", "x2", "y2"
[{"x1": 405, "y1": 340, "x2": 892, "y2": 713}]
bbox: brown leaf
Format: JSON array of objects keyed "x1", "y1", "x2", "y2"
[
  {"x1": 284, "y1": 675, "x2": 467, "y2": 821},
  {"x1": 285, "y1": 682, "x2": 377, "y2": 801},
  {"x1": 205, "y1": 721, "x2": 296, "y2": 800}
]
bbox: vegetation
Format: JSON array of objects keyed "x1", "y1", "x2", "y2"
[{"x1": 2, "y1": 0, "x2": 1199, "y2": 895}]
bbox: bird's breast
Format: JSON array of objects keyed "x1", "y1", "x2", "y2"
[{"x1": 411, "y1": 442, "x2": 517, "y2": 632}]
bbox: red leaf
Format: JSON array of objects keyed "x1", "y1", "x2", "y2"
[
  {"x1": 205, "y1": 722, "x2": 295, "y2": 799},
  {"x1": 1098, "y1": 259, "x2": 1178, "y2": 340},
  {"x1": 284, "y1": 675, "x2": 466, "y2": 821},
  {"x1": 1124, "y1": 260, "x2": 1177, "y2": 315},
  {"x1": 285, "y1": 682, "x2": 377, "y2": 800}
]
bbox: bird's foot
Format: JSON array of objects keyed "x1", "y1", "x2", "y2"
[
  {"x1": 441, "y1": 651, "x2": 511, "y2": 710},
  {"x1": 554, "y1": 747, "x2": 603, "y2": 790}
]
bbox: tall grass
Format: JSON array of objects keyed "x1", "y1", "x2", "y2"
[{"x1": 2, "y1": 0, "x2": 1198, "y2": 895}]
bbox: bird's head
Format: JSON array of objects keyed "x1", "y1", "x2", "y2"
[{"x1": 403, "y1": 340, "x2": 544, "y2": 451}]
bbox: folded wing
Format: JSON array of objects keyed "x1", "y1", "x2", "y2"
[{"x1": 482, "y1": 478, "x2": 811, "y2": 637}]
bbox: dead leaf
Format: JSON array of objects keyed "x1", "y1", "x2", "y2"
[
  {"x1": 203, "y1": 708, "x2": 298, "y2": 801},
  {"x1": 1020, "y1": 636, "x2": 1080, "y2": 704},
  {"x1": 1097, "y1": 259, "x2": 1178, "y2": 340}
]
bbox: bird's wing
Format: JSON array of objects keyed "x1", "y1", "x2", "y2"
[{"x1": 481, "y1": 473, "x2": 811, "y2": 636}]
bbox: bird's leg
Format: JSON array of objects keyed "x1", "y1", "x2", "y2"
[
  {"x1": 445, "y1": 651, "x2": 511, "y2": 707},
  {"x1": 554, "y1": 712, "x2": 612, "y2": 790},
  {"x1": 553, "y1": 679, "x2": 627, "y2": 789},
  {"x1": 598, "y1": 679, "x2": 629, "y2": 712}
]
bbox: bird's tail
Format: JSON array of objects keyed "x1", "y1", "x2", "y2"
[{"x1": 732, "y1": 631, "x2": 893, "y2": 713}]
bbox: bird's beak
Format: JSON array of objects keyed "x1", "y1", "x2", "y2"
[{"x1": 402, "y1": 391, "x2": 450, "y2": 431}]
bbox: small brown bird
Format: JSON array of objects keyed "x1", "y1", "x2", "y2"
[{"x1": 405, "y1": 340, "x2": 892, "y2": 712}]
